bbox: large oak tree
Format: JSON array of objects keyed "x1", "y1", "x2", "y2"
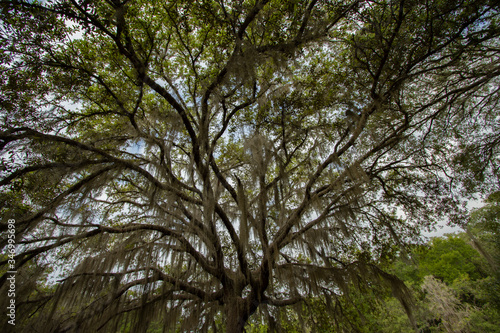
[{"x1": 1, "y1": 0, "x2": 499, "y2": 332}]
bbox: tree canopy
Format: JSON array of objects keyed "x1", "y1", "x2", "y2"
[{"x1": 1, "y1": 0, "x2": 500, "y2": 332}]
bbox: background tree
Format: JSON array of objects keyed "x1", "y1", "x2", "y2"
[
  {"x1": 278, "y1": 231, "x2": 500, "y2": 333},
  {"x1": 467, "y1": 192, "x2": 500, "y2": 269},
  {"x1": 394, "y1": 233, "x2": 498, "y2": 333},
  {"x1": 1, "y1": 0, "x2": 500, "y2": 332}
]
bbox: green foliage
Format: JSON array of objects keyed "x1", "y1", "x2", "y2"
[
  {"x1": 467, "y1": 193, "x2": 500, "y2": 312},
  {"x1": 415, "y1": 235, "x2": 486, "y2": 285},
  {"x1": 1, "y1": 0, "x2": 500, "y2": 332},
  {"x1": 274, "y1": 227, "x2": 500, "y2": 332},
  {"x1": 379, "y1": 229, "x2": 500, "y2": 332}
]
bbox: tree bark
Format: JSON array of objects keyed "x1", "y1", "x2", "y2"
[{"x1": 224, "y1": 296, "x2": 258, "y2": 333}]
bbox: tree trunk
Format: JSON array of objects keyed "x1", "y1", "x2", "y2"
[{"x1": 224, "y1": 296, "x2": 258, "y2": 333}]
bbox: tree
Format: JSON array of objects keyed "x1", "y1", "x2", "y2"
[
  {"x1": 1, "y1": 0, "x2": 500, "y2": 332},
  {"x1": 466, "y1": 192, "x2": 500, "y2": 314},
  {"x1": 414, "y1": 235, "x2": 486, "y2": 285},
  {"x1": 392, "y1": 233, "x2": 497, "y2": 333},
  {"x1": 316, "y1": 232, "x2": 500, "y2": 333},
  {"x1": 467, "y1": 192, "x2": 500, "y2": 270}
]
